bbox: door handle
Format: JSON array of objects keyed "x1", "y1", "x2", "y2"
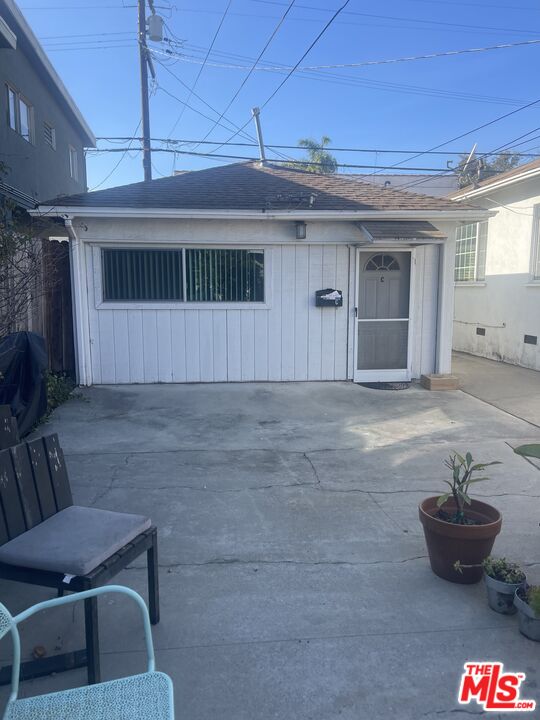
[{"x1": 354, "y1": 307, "x2": 358, "y2": 318}]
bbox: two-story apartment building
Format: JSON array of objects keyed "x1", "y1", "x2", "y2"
[
  {"x1": 0, "y1": 0, "x2": 95, "y2": 206},
  {"x1": 0, "y1": 0, "x2": 95, "y2": 374}
]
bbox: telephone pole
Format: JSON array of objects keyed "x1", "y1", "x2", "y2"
[{"x1": 138, "y1": 0, "x2": 155, "y2": 181}]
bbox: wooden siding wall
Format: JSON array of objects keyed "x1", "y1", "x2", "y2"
[
  {"x1": 87, "y1": 244, "x2": 352, "y2": 384},
  {"x1": 85, "y1": 241, "x2": 440, "y2": 384}
]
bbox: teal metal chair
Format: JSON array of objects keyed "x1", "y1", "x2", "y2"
[{"x1": 0, "y1": 585, "x2": 174, "y2": 719}]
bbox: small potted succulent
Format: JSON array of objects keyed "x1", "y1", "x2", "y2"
[
  {"x1": 514, "y1": 585, "x2": 540, "y2": 641},
  {"x1": 482, "y1": 557, "x2": 526, "y2": 615},
  {"x1": 418, "y1": 451, "x2": 502, "y2": 584}
]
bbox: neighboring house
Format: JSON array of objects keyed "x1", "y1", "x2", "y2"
[
  {"x1": 0, "y1": 0, "x2": 95, "y2": 205},
  {"x1": 450, "y1": 159, "x2": 540, "y2": 371},
  {"x1": 0, "y1": 0, "x2": 95, "y2": 373},
  {"x1": 33, "y1": 162, "x2": 486, "y2": 386},
  {"x1": 359, "y1": 174, "x2": 459, "y2": 198}
]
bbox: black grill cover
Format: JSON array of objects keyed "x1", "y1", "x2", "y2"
[{"x1": 0, "y1": 332, "x2": 48, "y2": 436}]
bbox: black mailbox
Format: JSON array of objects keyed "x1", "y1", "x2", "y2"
[{"x1": 315, "y1": 288, "x2": 343, "y2": 307}]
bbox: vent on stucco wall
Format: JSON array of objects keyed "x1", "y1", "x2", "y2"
[
  {"x1": 476, "y1": 327, "x2": 486, "y2": 336},
  {"x1": 524, "y1": 335, "x2": 537, "y2": 345}
]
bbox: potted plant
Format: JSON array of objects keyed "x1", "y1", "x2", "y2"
[
  {"x1": 482, "y1": 557, "x2": 526, "y2": 615},
  {"x1": 514, "y1": 585, "x2": 540, "y2": 641},
  {"x1": 418, "y1": 451, "x2": 502, "y2": 584}
]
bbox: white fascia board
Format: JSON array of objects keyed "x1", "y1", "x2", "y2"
[
  {"x1": 4, "y1": 0, "x2": 95, "y2": 146},
  {"x1": 30, "y1": 206, "x2": 492, "y2": 222},
  {"x1": 0, "y1": 15, "x2": 16, "y2": 48},
  {"x1": 451, "y1": 166, "x2": 540, "y2": 201}
]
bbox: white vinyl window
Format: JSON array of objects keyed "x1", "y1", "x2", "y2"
[
  {"x1": 6, "y1": 84, "x2": 33, "y2": 143},
  {"x1": 69, "y1": 145, "x2": 79, "y2": 181},
  {"x1": 102, "y1": 248, "x2": 266, "y2": 303},
  {"x1": 455, "y1": 221, "x2": 488, "y2": 282},
  {"x1": 531, "y1": 205, "x2": 540, "y2": 281}
]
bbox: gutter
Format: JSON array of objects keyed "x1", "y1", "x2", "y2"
[
  {"x1": 64, "y1": 219, "x2": 92, "y2": 386},
  {"x1": 29, "y1": 207, "x2": 493, "y2": 222}
]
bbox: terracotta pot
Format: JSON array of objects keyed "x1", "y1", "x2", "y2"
[{"x1": 418, "y1": 497, "x2": 502, "y2": 584}]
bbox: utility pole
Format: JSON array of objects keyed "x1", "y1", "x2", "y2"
[
  {"x1": 251, "y1": 107, "x2": 266, "y2": 164},
  {"x1": 138, "y1": 0, "x2": 154, "y2": 181}
]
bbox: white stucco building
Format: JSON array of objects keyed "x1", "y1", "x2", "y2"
[
  {"x1": 33, "y1": 162, "x2": 486, "y2": 386},
  {"x1": 451, "y1": 160, "x2": 540, "y2": 371}
]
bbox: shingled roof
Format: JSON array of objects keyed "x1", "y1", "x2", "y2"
[{"x1": 43, "y1": 161, "x2": 478, "y2": 213}]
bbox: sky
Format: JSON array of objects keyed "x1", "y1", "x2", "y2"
[{"x1": 20, "y1": 0, "x2": 540, "y2": 190}]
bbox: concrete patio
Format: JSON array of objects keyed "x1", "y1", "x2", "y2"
[{"x1": 1, "y1": 381, "x2": 539, "y2": 719}]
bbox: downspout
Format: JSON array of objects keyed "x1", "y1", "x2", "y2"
[{"x1": 64, "y1": 218, "x2": 92, "y2": 386}]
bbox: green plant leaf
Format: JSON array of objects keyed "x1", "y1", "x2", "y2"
[
  {"x1": 466, "y1": 451, "x2": 473, "y2": 466},
  {"x1": 437, "y1": 493, "x2": 450, "y2": 507},
  {"x1": 471, "y1": 462, "x2": 501, "y2": 470},
  {"x1": 452, "y1": 451, "x2": 466, "y2": 465},
  {"x1": 514, "y1": 444, "x2": 540, "y2": 459}
]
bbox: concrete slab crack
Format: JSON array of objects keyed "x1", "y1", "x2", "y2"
[{"x1": 125, "y1": 555, "x2": 429, "y2": 570}]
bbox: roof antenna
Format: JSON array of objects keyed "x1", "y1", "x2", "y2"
[
  {"x1": 251, "y1": 107, "x2": 266, "y2": 165},
  {"x1": 459, "y1": 143, "x2": 478, "y2": 187}
]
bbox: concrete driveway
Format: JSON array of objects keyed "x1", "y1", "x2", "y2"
[{"x1": 1, "y1": 382, "x2": 539, "y2": 719}]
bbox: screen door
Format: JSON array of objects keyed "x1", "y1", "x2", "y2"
[{"x1": 354, "y1": 251, "x2": 412, "y2": 382}]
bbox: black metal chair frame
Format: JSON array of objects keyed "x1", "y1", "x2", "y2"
[{"x1": 0, "y1": 431, "x2": 160, "y2": 686}]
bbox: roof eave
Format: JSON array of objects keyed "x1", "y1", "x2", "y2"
[
  {"x1": 29, "y1": 206, "x2": 492, "y2": 221},
  {"x1": 0, "y1": 14, "x2": 16, "y2": 48},
  {"x1": 450, "y1": 166, "x2": 540, "y2": 201}
]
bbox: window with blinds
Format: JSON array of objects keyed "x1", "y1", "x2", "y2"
[
  {"x1": 102, "y1": 248, "x2": 265, "y2": 303},
  {"x1": 102, "y1": 249, "x2": 184, "y2": 301},
  {"x1": 186, "y1": 249, "x2": 264, "y2": 302}
]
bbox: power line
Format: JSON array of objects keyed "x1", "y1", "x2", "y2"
[
  {"x1": 153, "y1": 59, "x2": 260, "y2": 142},
  {"x1": 394, "y1": 126, "x2": 540, "y2": 192},
  {"x1": 39, "y1": 31, "x2": 135, "y2": 40},
  {"x1": 44, "y1": 44, "x2": 136, "y2": 52},
  {"x1": 152, "y1": 54, "x2": 292, "y2": 163},
  {"x1": 89, "y1": 119, "x2": 142, "y2": 190},
  {"x1": 250, "y1": 0, "x2": 540, "y2": 36},
  {"x1": 86, "y1": 147, "x2": 450, "y2": 171},
  {"x1": 396, "y1": 0, "x2": 540, "y2": 10},
  {"x1": 158, "y1": 38, "x2": 540, "y2": 73},
  {"x1": 209, "y1": 0, "x2": 353, "y2": 156},
  {"x1": 189, "y1": 0, "x2": 298, "y2": 152},
  {"x1": 165, "y1": 1, "x2": 233, "y2": 141},
  {"x1": 26, "y1": 2, "x2": 540, "y2": 36},
  {"x1": 176, "y1": 42, "x2": 535, "y2": 109},
  {"x1": 164, "y1": 50, "x2": 535, "y2": 110},
  {"x1": 95, "y1": 136, "x2": 540, "y2": 158},
  {"x1": 367, "y1": 97, "x2": 540, "y2": 184}
]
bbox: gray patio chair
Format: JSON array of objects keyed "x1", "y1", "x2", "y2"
[{"x1": 0, "y1": 585, "x2": 174, "y2": 719}]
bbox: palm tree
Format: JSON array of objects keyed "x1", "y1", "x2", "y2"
[{"x1": 287, "y1": 136, "x2": 338, "y2": 174}]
